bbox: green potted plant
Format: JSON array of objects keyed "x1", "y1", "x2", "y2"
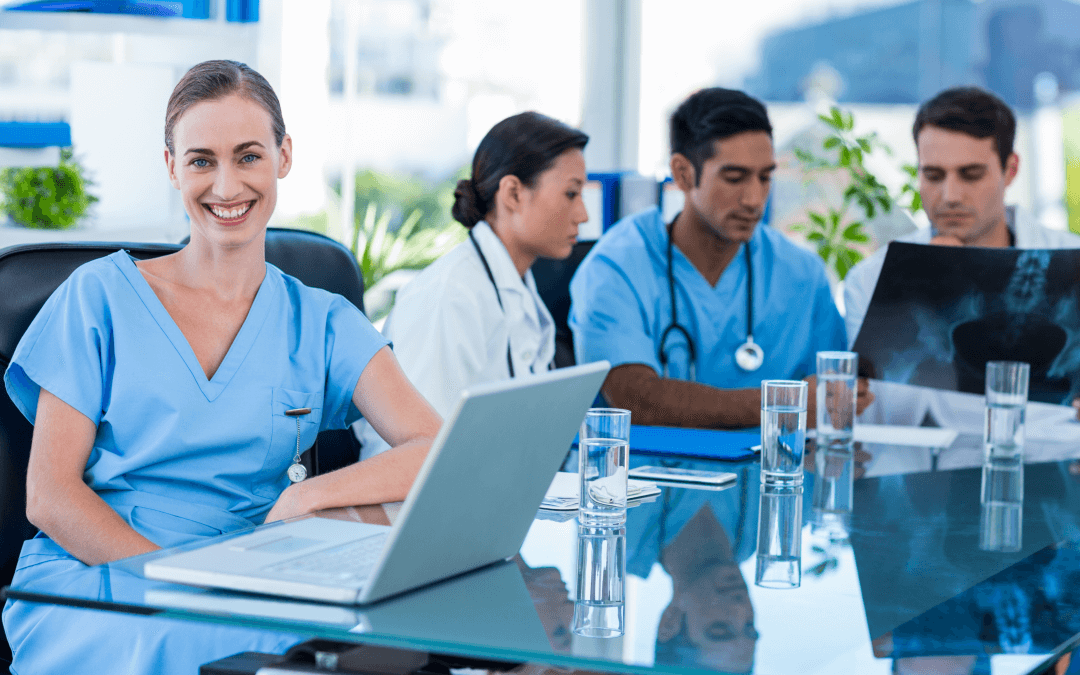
[{"x1": 0, "y1": 148, "x2": 98, "y2": 230}]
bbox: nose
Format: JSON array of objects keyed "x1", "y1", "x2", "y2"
[
  {"x1": 941, "y1": 172, "x2": 963, "y2": 205},
  {"x1": 212, "y1": 163, "x2": 243, "y2": 201},
  {"x1": 573, "y1": 193, "x2": 590, "y2": 225},
  {"x1": 741, "y1": 176, "x2": 769, "y2": 211}
]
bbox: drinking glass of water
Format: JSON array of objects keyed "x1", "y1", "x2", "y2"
[
  {"x1": 816, "y1": 351, "x2": 858, "y2": 454},
  {"x1": 980, "y1": 459, "x2": 1024, "y2": 552},
  {"x1": 578, "y1": 408, "x2": 630, "y2": 525},
  {"x1": 984, "y1": 361, "x2": 1030, "y2": 464},
  {"x1": 573, "y1": 524, "x2": 626, "y2": 637},
  {"x1": 761, "y1": 380, "x2": 808, "y2": 485},
  {"x1": 755, "y1": 483, "x2": 803, "y2": 589}
]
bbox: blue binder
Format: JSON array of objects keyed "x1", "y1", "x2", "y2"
[
  {"x1": 574, "y1": 425, "x2": 759, "y2": 462},
  {"x1": 628, "y1": 425, "x2": 759, "y2": 462}
]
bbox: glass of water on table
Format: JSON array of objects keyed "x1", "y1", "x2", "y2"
[
  {"x1": 816, "y1": 351, "x2": 858, "y2": 454},
  {"x1": 579, "y1": 409, "x2": 631, "y2": 525},
  {"x1": 761, "y1": 380, "x2": 808, "y2": 485},
  {"x1": 984, "y1": 361, "x2": 1030, "y2": 465}
]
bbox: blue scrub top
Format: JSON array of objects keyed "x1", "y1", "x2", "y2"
[
  {"x1": 4, "y1": 250, "x2": 389, "y2": 546},
  {"x1": 568, "y1": 208, "x2": 847, "y2": 388}
]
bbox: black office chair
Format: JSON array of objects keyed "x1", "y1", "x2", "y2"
[
  {"x1": 531, "y1": 240, "x2": 596, "y2": 368},
  {"x1": 0, "y1": 228, "x2": 365, "y2": 665}
]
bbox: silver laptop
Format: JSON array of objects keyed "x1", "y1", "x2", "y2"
[{"x1": 144, "y1": 361, "x2": 609, "y2": 605}]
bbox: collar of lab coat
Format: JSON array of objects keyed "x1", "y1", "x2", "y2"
[
  {"x1": 472, "y1": 220, "x2": 531, "y2": 297},
  {"x1": 472, "y1": 220, "x2": 549, "y2": 330}
]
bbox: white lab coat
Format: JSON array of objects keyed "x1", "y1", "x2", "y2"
[
  {"x1": 842, "y1": 206, "x2": 1080, "y2": 439},
  {"x1": 358, "y1": 221, "x2": 556, "y2": 457}
]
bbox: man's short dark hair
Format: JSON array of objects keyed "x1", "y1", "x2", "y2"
[
  {"x1": 913, "y1": 87, "x2": 1016, "y2": 169},
  {"x1": 670, "y1": 88, "x2": 772, "y2": 186}
]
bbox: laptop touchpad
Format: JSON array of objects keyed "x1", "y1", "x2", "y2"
[{"x1": 240, "y1": 536, "x2": 324, "y2": 555}]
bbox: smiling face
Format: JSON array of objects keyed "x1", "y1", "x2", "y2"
[
  {"x1": 513, "y1": 148, "x2": 589, "y2": 260},
  {"x1": 165, "y1": 93, "x2": 292, "y2": 250},
  {"x1": 917, "y1": 125, "x2": 1018, "y2": 247},
  {"x1": 675, "y1": 131, "x2": 775, "y2": 246}
]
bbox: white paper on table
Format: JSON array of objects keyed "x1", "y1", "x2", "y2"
[
  {"x1": 541, "y1": 471, "x2": 659, "y2": 511},
  {"x1": 853, "y1": 423, "x2": 958, "y2": 448}
]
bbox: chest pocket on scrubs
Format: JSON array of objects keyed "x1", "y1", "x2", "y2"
[{"x1": 254, "y1": 388, "x2": 322, "y2": 498}]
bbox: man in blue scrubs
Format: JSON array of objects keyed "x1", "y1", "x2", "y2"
[{"x1": 570, "y1": 88, "x2": 857, "y2": 428}]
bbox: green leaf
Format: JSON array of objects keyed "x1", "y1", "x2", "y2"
[
  {"x1": 823, "y1": 136, "x2": 841, "y2": 150},
  {"x1": 809, "y1": 212, "x2": 827, "y2": 228},
  {"x1": 838, "y1": 147, "x2": 851, "y2": 167},
  {"x1": 806, "y1": 231, "x2": 827, "y2": 243}
]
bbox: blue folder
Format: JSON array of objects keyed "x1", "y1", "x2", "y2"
[
  {"x1": 574, "y1": 425, "x2": 759, "y2": 462},
  {"x1": 628, "y1": 425, "x2": 759, "y2": 462}
]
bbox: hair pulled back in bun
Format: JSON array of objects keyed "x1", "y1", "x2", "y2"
[
  {"x1": 452, "y1": 111, "x2": 589, "y2": 229},
  {"x1": 451, "y1": 178, "x2": 486, "y2": 228}
]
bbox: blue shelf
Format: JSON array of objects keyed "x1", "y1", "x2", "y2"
[{"x1": 0, "y1": 122, "x2": 71, "y2": 149}]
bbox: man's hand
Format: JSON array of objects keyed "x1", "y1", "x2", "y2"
[
  {"x1": 804, "y1": 376, "x2": 875, "y2": 429},
  {"x1": 857, "y1": 377, "x2": 874, "y2": 414},
  {"x1": 929, "y1": 234, "x2": 964, "y2": 247}
]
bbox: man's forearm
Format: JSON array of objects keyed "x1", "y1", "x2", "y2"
[{"x1": 601, "y1": 364, "x2": 759, "y2": 428}]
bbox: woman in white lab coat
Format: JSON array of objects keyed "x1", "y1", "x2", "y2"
[{"x1": 361, "y1": 112, "x2": 589, "y2": 456}]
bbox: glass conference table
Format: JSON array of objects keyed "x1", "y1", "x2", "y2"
[{"x1": 6, "y1": 429, "x2": 1080, "y2": 675}]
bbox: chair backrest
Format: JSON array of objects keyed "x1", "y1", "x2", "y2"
[
  {"x1": 0, "y1": 228, "x2": 364, "y2": 662},
  {"x1": 531, "y1": 240, "x2": 596, "y2": 368}
]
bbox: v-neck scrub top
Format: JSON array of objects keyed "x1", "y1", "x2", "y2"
[
  {"x1": 568, "y1": 208, "x2": 846, "y2": 388},
  {"x1": 5, "y1": 251, "x2": 388, "y2": 542},
  {"x1": 3, "y1": 251, "x2": 388, "y2": 673}
]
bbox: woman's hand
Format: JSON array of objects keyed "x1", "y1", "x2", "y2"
[{"x1": 265, "y1": 481, "x2": 315, "y2": 523}]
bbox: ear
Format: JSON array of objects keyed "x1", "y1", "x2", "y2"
[
  {"x1": 495, "y1": 173, "x2": 525, "y2": 214},
  {"x1": 277, "y1": 134, "x2": 293, "y2": 179},
  {"x1": 657, "y1": 603, "x2": 685, "y2": 643},
  {"x1": 165, "y1": 146, "x2": 180, "y2": 190},
  {"x1": 1003, "y1": 152, "x2": 1019, "y2": 187},
  {"x1": 670, "y1": 154, "x2": 696, "y2": 193}
]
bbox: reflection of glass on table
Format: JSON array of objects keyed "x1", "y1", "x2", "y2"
[{"x1": 755, "y1": 484, "x2": 803, "y2": 589}]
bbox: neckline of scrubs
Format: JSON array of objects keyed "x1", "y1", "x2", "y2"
[
  {"x1": 112, "y1": 251, "x2": 277, "y2": 402},
  {"x1": 666, "y1": 222, "x2": 755, "y2": 295}
]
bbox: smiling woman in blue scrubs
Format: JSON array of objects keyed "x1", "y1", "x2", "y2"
[{"x1": 2, "y1": 60, "x2": 442, "y2": 674}]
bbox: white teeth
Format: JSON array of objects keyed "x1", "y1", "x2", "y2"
[{"x1": 210, "y1": 202, "x2": 251, "y2": 219}]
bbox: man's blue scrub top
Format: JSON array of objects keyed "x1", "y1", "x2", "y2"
[
  {"x1": 3, "y1": 251, "x2": 388, "y2": 674},
  {"x1": 569, "y1": 208, "x2": 846, "y2": 388}
]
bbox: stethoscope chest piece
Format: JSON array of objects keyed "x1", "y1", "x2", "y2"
[{"x1": 735, "y1": 337, "x2": 764, "y2": 372}]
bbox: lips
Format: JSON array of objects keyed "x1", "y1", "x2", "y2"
[{"x1": 205, "y1": 200, "x2": 254, "y2": 222}]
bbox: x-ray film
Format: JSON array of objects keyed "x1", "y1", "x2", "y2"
[{"x1": 852, "y1": 242, "x2": 1080, "y2": 405}]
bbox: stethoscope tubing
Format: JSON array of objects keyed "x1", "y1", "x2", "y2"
[{"x1": 659, "y1": 217, "x2": 762, "y2": 379}]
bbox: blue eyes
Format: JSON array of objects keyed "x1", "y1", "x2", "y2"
[{"x1": 190, "y1": 154, "x2": 259, "y2": 168}]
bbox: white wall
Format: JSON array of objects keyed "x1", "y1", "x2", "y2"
[{"x1": 69, "y1": 61, "x2": 183, "y2": 239}]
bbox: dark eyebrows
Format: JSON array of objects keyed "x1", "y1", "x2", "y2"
[
  {"x1": 920, "y1": 163, "x2": 987, "y2": 173},
  {"x1": 568, "y1": 177, "x2": 584, "y2": 186},
  {"x1": 183, "y1": 141, "x2": 265, "y2": 157},
  {"x1": 719, "y1": 164, "x2": 777, "y2": 174},
  {"x1": 233, "y1": 141, "x2": 265, "y2": 154}
]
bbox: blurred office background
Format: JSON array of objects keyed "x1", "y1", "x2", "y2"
[{"x1": 4, "y1": 0, "x2": 1080, "y2": 316}]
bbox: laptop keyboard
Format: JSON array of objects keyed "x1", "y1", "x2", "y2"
[{"x1": 261, "y1": 532, "x2": 388, "y2": 585}]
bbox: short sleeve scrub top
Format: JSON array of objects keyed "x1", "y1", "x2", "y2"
[{"x1": 2, "y1": 251, "x2": 388, "y2": 675}]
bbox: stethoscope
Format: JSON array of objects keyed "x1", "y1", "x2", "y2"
[
  {"x1": 469, "y1": 229, "x2": 552, "y2": 378},
  {"x1": 658, "y1": 218, "x2": 764, "y2": 380}
]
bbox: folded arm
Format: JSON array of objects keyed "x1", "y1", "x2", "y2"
[
  {"x1": 266, "y1": 346, "x2": 442, "y2": 521},
  {"x1": 26, "y1": 388, "x2": 160, "y2": 565}
]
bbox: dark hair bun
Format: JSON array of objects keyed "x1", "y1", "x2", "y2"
[{"x1": 452, "y1": 178, "x2": 485, "y2": 228}]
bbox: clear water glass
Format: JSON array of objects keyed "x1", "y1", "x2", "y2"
[
  {"x1": 816, "y1": 351, "x2": 858, "y2": 454},
  {"x1": 812, "y1": 448, "x2": 855, "y2": 540},
  {"x1": 755, "y1": 483, "x2": 803, "y2": 589},
  {"x1": 573, "y1": 525, "x2": 626, "y2": 638},
  {"x1": 578, "y1": 408, "x2": 630, "y2": 526},
  {"x1": 980, "y1": 459, "x2": 1024, "y2": 552},
  {"x1": 761, "y1": 380, "x2": 808, "y2": 485},
  {"x1": 984, "y1": 361, "x2": 1030, "y2": 463}
]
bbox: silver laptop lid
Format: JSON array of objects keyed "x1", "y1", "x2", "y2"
[{"x1": 360, "y1": 361, "x2": 609, "y2": 603}]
